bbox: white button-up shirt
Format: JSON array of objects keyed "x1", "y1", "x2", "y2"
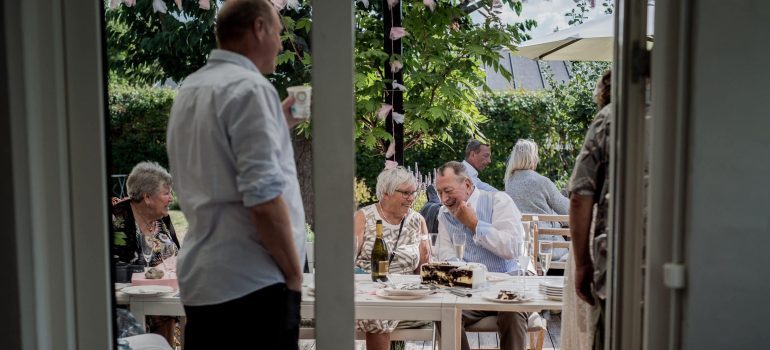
[
  {"x1": 436, "y1": 188, "x2": 524, "y2": 264},
  {"x1": 167, "y1": 49, "x2": 306, "y2": 306},
  {"x1": 462, "y1": 160, "x2": 498, "y2": 192}
]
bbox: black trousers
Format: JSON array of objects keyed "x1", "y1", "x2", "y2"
[{"x1": 183, "y1": 283, "x2": 301, "y2": 350}]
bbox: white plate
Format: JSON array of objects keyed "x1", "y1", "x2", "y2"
[
  {"x1": 378, "y1": 287, "x2": 434, "y2": 297},
  {"x1": 121, "y1": 285, "x2": 175, "y2": 296},
  {"x1": 486, "y1": 272, "x2": 514, "y2": 283},
  {"x1": 542, "y1": 290, "x2": 563, "y2": 296},
  {"x1": 540, "y1": 281, "x2": 564, "y2": 289},
  {"x1": 375, "y1": 289, "x2": 429, "y2": 300},
  {"x1": 481, "y1": 292, "x2": 532, "y2": 304}
]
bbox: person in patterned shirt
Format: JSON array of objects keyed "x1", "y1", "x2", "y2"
[
  {"x1": 565, "y1": 69, "x2": 612, "y2": 350},
  {"x1": 354, "y1": 166, "x2": 432, "y2": 350}
]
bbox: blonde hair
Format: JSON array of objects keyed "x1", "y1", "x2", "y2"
[{"x1": 504, "y1": 139, "x2": 539, "y2": 182}]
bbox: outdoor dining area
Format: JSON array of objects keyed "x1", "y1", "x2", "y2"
[{"x1": 115, "y1": 214, "x2": 570, "y2": 350}]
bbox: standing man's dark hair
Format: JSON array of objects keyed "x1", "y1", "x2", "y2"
[
  {"x1": 464, "y1": 139, "x2": 487, "y2": 159},
  {"x1": 167, "y1": 0, "x2": 306, "y2": 348},
  {"x1": 461, "y1": 139, "x2": 497, "y2": 191}
]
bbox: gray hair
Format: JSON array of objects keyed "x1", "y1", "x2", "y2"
[
  {"x1": 504, "y1": 139, "x2": 540, "y2": 182},
  {"x1": 464, "y1": 139, "x2": 488, "y2": 159},
  {"x1": 375, "y1": 166, "x2": 417, "y2": 201},
  {"x1": 126, "y1": 161, "x2": 172, "y2": 201},
  {"x1": 437, "y1": 161, "x2": 469, "y2": 182}
]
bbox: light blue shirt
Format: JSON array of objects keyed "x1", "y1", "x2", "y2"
[
  {"x1": 436, "y1": 188, "x2": 525, "y2": 274},
  {"x1": 462, "y1": 160, "x2": 498, "y2": 192},
  {"x1": 167, "y1": 49, "x2": 306, "y2": 306}
]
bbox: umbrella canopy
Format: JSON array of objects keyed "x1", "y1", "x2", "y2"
[{"x1": 514, "y1": 6, "x2": 654, "y2": 61}]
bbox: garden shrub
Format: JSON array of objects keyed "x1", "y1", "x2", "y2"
[{"x1": 108, "y1": 82, "x2": 176, "y2": 175}]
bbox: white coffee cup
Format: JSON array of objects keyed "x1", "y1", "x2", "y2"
[{"x1": 287, "y1": 85, "x2": 312, "y2": 119}]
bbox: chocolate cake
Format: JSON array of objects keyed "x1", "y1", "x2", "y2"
[{"x1": 420, "y1": 262, "x2": 487, "y2": 288}]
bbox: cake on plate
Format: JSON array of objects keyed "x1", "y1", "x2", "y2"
[{"x1": 420, "y1": 262, "x2": 487, "y2": 288}]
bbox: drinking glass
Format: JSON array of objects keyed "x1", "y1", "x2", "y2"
[
  {"x1": 452, "y1": 231, "x2": 466, "y2": 261},
  {"x1": 517, "y1": 239, "x2": 531, "y2": 288},
  {"x1": 539, "y1": 241, "x2": 553, "y2": 276},
  {"x1": 142, "y1": 238, "x2": 154, "y2": 269}
]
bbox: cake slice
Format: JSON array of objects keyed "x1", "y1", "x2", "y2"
[{"x1": 420, "y1": 262, "x2": 487, "y2": 289}]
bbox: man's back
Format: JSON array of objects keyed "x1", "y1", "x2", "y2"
[{"x1": 167, "y1": 50, "x2": 306, "y2": 306}]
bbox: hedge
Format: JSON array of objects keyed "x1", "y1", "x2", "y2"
[{"x1": 108, "y1": 82, "x2": 176, "y2": 176}]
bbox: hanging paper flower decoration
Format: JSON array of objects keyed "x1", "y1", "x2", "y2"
[
  {"x1": 393, "y1": 112, "x2": 405, "y2": 124},
  {"x1": 385, "y1": 143, "x2": 396, "y2": 158},
  {"x1": 109, "y1": 0, "x2": 120, "y2": 10},
  {"x1": 271, "y1": 0, "x2": 288, "y2": 9},
  {"x1": 124, "y1": 0, "x2": 136, "y2": 7},
  {"x1": 392, "y1": 82, "x2": 407, "y2": 91},
  {"x1": 390, "y1": 60, "x2": 403, "y2": 73},
  {"x1": 198, "y1": 0, "x2": 211, "y2": 10},
  {"x1": 384, "y1": 160, "x2": 399, "y2": 170},
  {"x1": 387, "y1": 0, "x2": 400, "y2": 10},
  {"x1": 174, "y1": 0, "x2": 182, "y2": 10},
  {"x1": 359, "y1": 0, "x2": 370, "y2": 8},
  {"x1": 152, "y1": 0, "x2": 168, "y2": 13},
  {"x1": 389, "y1": 27, "x2": 409, "y2": 40},
  {"x1": 287, "y1": 0, "x2": 300, "y2": 9},
  {"x1": 378, "y1": 104, "x2": 393, "y2": 120},
  {"x1": 423, "y1": 0, "x2": 436, "y2": 12}
]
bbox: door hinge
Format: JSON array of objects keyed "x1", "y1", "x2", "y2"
[{"x1": 663, "y1": 263, "x2": 686, "y2": 289}]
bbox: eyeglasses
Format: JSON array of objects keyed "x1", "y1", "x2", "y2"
[{"x1": 394, "y1": 189, "x2": 418, "y2": 198}]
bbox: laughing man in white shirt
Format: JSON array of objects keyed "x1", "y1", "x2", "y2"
[{"x1": 435, "y1": 161, "x2": 528, "y2": 350}]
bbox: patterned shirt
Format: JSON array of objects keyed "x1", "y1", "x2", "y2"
[
  {"x1": 569, "y1": 104, "x2": 611, "y2": 299},
  {"x1": 355, "y1": 205, "x2": 423, "y2": 274}
]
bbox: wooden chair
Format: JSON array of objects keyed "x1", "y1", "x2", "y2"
[
  {"x1": 464, "y1": 312, "x2": 547, "y2": 350},
  {"x1": 524, "y1": 214, "x2": 570, "y2": 272}
]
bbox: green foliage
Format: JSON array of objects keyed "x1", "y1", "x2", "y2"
[
  {"x1": 108, "y1": 81, "x2": 176, "y2": 174},
  {"x1": 114, "y1": 231, "x2": 127, "y2": 247},
  {"x1": 354, "y1": 0, "x2": 534, "y2": 154},
  {"x1": 566, "y1": 0, "x2": 591, "y2": 25},
  {"x1": 357, "y1": 62, "x2": 610, "y2": 191},
  {"x1": 305, "y1": 223, "x2": 315, "y2": 242},
  {"x1": 354, "y1": 177, "x2": 376, "y2": 208},
  {"x1": 106, "y1": 0, "x2": 219, "y2": 85}
]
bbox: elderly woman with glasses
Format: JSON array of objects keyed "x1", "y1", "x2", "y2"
[
  {"x1": 112, "y1": 161, "x2": 180, "y2": 345},
  {"x1": 354, "y1": 166, "x2": 432, "y2": 350}
]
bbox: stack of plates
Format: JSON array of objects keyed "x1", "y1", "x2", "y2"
[{"x1": 539, "y1": 281, "x2": 564, "y2": 301}]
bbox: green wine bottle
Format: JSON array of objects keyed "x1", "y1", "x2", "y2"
[{"x1": 371, "y1": 220, "x2": 389, "y2": 282}]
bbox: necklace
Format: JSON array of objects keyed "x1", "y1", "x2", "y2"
[{"x1": 377, "y1": 203, "x2": 405, "y2": 225}]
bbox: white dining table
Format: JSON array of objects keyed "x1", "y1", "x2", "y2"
[{"x1": 117, "y1": 274, "x2": 564, "y2": 350}]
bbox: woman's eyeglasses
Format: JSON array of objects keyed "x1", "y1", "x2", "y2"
[{"x1": 394, "y1": 189, "x2": 418, "y2": 198}]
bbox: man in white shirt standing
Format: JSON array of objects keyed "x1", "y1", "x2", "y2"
[
  {"x1": 435, "y1": 161, "x2": 528, "y2": 350},
  {"x1": 462, "y1": 139, "x2": 498, "y2": 191},
  {"x1": 166, "y1": 1, "x2": 304, "y2": 349}
]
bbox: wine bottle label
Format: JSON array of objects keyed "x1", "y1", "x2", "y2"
[{"x1": 378, "y1": 261, "x2": 388, "y2": 273}]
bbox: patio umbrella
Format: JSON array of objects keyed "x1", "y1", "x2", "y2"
[{"x1": 514, "y1": 5, "x2": 654, "y2": 61}]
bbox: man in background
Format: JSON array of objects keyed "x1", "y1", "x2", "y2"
[{"x1": 463, "y1": 139, "x2": 497, "y2": 191}]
